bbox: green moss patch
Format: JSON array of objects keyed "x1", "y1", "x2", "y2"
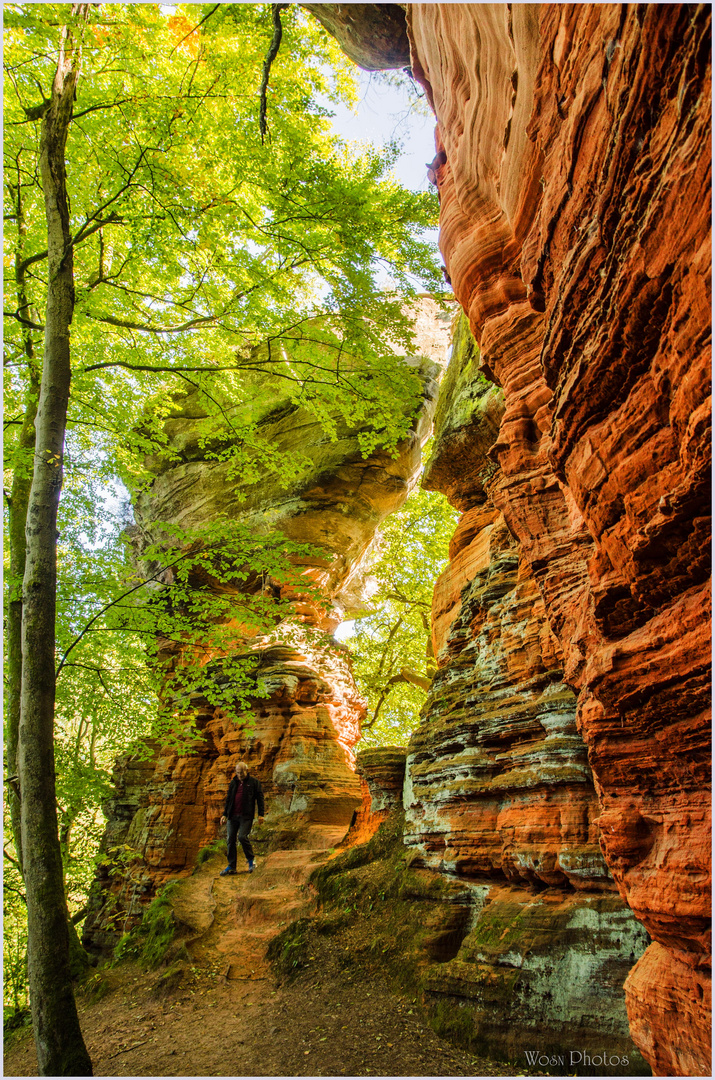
[
  {"x1": 270, "y1": 809, "x2": 471, "y2": 1006},
  {"x1": 113, "y1": 883, "x2": 179, "y2": 970},
  {"x1": 267, "y1": 917, "x2": 314, "y2": 979}
]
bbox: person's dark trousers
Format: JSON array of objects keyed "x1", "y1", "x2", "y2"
[{"x1": 226, "y1": 815, "x2": 254, "y2": 869}]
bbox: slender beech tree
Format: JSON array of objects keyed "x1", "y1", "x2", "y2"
[
  {"x1": 18, "y1": 5, "x2": 93, "y2": 1074},
  {"x1": 5, "y1": 161, "x2": 41, "y2": 873}
]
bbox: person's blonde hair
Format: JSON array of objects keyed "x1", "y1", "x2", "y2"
[{"x1": 234, "y1": 760, "x2": 249, "y2": 776}]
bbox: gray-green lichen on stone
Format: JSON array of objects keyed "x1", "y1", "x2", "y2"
[{"x1": 423, "y1": 311, "x2": 505, "y2": 510}]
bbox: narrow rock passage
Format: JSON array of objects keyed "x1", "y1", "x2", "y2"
[{"x1": 5, "y1": 827, "x2": 531, "y2": 1077}]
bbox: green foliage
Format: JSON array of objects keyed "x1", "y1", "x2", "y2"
[
  {"x1": 2, "y1": 837, "x2": 28, "y2": 1017},
  {"x1": 349, "y1": 485, "x2": 457, "y2": 746},
  {"x1": 2, "y1": 1, "x2": 443, "y2": 1016},
  {"x1": 194, "y1": 838, "x2": 224, "y2": 869},
  {"x1": 5, "y1": 3, "x2": 441, "y2": 495}
]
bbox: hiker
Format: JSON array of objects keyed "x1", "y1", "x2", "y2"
[{"x1": 219, "y1": 760, "x2": 265, "y2": 875}]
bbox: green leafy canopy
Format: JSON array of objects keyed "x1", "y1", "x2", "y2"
[
  {"x1": 349, "y1": 484, "x2": 457, "y2": 748},
  {"x1": 4, "y1": 2, "x2": 445, "y2": 1015}
]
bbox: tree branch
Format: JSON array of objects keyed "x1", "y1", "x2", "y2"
[
  {"x1": 384, "y1": 591, "x2": 431, "y2": 610},
  {"x1": 55, "y1": 552, "x2": 197, "y2": 678},
  {"x1": 84, "y1": 310, "x2": 225, "y2": 335},
  {"x1": 4, "y1": 883, "x2": 27, "y2": 906},
  {"x1": 259, "y1": 4, "x2": 288, "y2": 144},
  {"x1": 374, "y1": 616, "x2": 403, "y2": 684},
  {"x1": 61, "y1": 661, "x2": 116, "y2": 700},
  {"x1": 363, "y1": 666, "x2": 431, "y2": 730},
  {"x1": 3, "y1": 845, "x2": 22, "y2": 870},
  {"x1": 12, "y1": 212, "x2": 124, "y2": 279},
  {"x1": 72, "y1": 98, "x2": 133, "y2": 119},
  {"x1": 4, "y1": 309, "x2": 45, "y2": 331}
]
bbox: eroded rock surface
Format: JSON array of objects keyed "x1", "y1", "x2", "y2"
[
  {"x1": 340, "y1": 745, "x2": 408, "y2": 848},
  {"x1": 302, "y1": 3, "x2": 410, "y2": 70},
  {"x1": 425, "y1": 886, "x2": 650, "y2": 1074},
  {"x1": 402, "y1": 328, "x2": 649, "y2": 1065},
  {"x1": 405, "y1": 4, "x2": 711, "y2": 1073},
  {"x1": 83, "y1": 643, "x2": 365, "y2": 957}
]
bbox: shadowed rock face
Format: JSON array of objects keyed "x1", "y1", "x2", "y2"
[
  {"x1": 301, "y1": 3, "x2": 410, "y2": 70},
  {"x1": 83, "y1": 302, "x2": 451, "y2": 956},
  {"x1": 424, "y1": 886, "x2": 651, "y2": 1075},
  {"x1": 404, "y1": 4, "x2": 711, "y2": 1074}
]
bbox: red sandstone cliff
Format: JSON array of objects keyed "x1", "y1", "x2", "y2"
[
  {"x1": 405, "y1": 5, "x2": 711, "y2": 1075},
  {"x1": 82, "y1": 7, "x2": 712, "y2": 1072},
  {"x1": 401, "y1": 313, "x2": 649, "y2": 1067}
]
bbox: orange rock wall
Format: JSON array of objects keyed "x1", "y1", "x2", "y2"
[
  {"x1": 83, "y1": 643, "x2": 364, "y2": 955},
  {"x1": 337, "y1": 746, "x2": 407, "y2": 849},
  {"x1": 408, "y1": 4, "x2": 711, "y2": 1074}
]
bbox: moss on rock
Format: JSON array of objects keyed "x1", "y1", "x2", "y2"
[{"x1": 113, "y1": 884, "x2": 179, "y2": 970}]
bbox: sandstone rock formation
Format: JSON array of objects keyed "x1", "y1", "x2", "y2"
[
  {"x1": 83, "y1": 301, "x2": 451, "y2": 956},
  {"x1": 340, "y1": 745, "x2": 408, "y2": 848},
  {"x1": 302, "y1": 3, "x2": 410, "y2": 70},
  {"x1": 424, "y1": 886, "x2": 650, "y2": 1073},
  {"x1": 83, "y1": 6, "x2": 711, "y2": 1074},
  {"x1": 83, "y1": 641, "x2": 366, "y2": 957},
  {"x1": 402, "y1": 5, "x2": 711, "y2": 1074},
  {"x1": 357, "y1": 745, "x2": 407, "y2": 816},
  {"x1": 397, "y1": 313, "x2": 649, "y2": 1067}
]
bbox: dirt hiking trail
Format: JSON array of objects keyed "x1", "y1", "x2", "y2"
[{"x1": 5, "y1": 825, "x2": 527, "y2": 1078}]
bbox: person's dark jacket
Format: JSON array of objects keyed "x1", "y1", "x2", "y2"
[{"x1": 223, "y1": 774, "x2": 265, "y2": 821}]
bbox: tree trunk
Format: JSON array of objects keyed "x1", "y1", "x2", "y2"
[
  {"x1": 18, "y1": 7, "x2": 93, "y2": 1075},
  {"x1": 6, "y1": 376, "x2": 39, "y2": 874},
  {"x1": 6, "y1": 171, "x2": 42, "y2": 876}
]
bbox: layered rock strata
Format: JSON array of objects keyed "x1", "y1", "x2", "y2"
[
  {"x1": 402, "y1": 5, "x2": 711, "y2": 1074},
  {"x1": 357, "y1": 745, "x2": 407, "y2": 815},
  {"x1": 340, "y1": 745, "x2": 408, "y2": 848},
  {"x1": 83, "y1": 303, "x2": 450, "y2": 955},
  {"x1": 83, "y1": 642, "x2": 365, "y2": 957},
  {"x1": 402, "y1": 345, "x2": 649, "y2": 1066}
]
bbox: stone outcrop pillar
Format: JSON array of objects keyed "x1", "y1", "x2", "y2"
[
  {"x1": 339, "y1": 745, "x2": 408, "y2": 848},
  {"x1": 83, "y1": 301, "x2": 451, "y2": 955}
]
